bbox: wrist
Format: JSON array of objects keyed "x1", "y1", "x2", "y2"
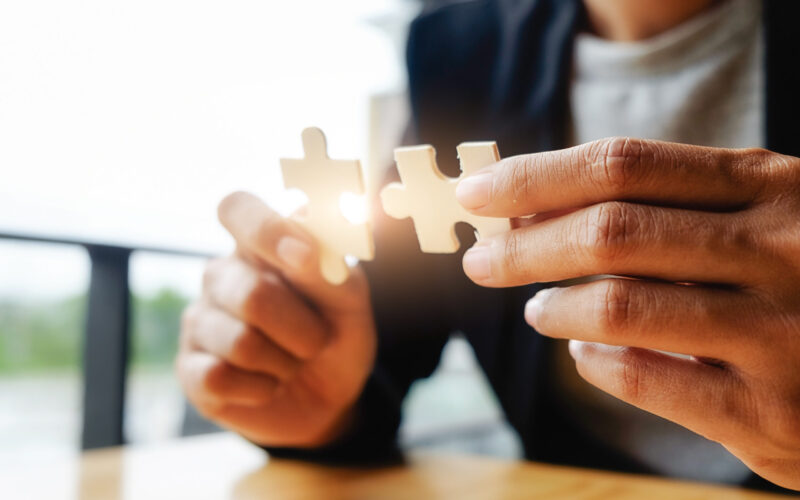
[{"x1": 308, "y1": 405, "x2": 358, "y2": 448}]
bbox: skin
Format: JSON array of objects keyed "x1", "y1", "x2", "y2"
[
  {"x1": 176, "y1": 192, "x2": 376, "y2": 447},
  {"x1": 583, "y1": 0, "x2": 720, "y2": 41},
  {"x1": 176, "y1": 0, "x2": 799, "y2": 491},
  {"x1": 457, "y1": 137, "x2": 800, "y2": 489}
]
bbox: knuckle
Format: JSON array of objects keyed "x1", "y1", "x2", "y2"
[
  {"x1": 242, "y1": 273, "x2": 280, "y2": 318},
  {"x1": 780, "y1": 153, "x2": 800, "y2": 184},
  {"x1": 751, "y1": 148, "x2": 793, "y2": 183},
  {"x1": 202, "y1": 258, "x2": 224, "y2": 290},
  {"x1": 502, "y1": 231, "x2": 530, "y2": 279},
  {"x1": 720, "y1": 221, "x2": 761, "y2": 263},
  {"x1": 180, "y1": 303, "x2": 202, "y2": 333},
  {"x1": 503, "y1": 156, "x2": 537, "y2": 205},
  {"x1": 583, "y1": 202, "x2": 633, "y2": 264},
  {"x1": 616, "y1": 349, "x2": 647, "y2": 403},
  {"x1": 714, "y1": 148, "x2": 774, "y2": 205},
  {"x1": 202, "y1": 359, "x2": 232, "y2": 396},
  {"x1": 297, "y1": 337, "x2": 325, "y2": 361},
  {"x1": 230, "y1": 327, "x2": 263, "y2": 367},
  {"x1": 597, "y1": 280, "x2": 635, "y2": 339},
  {"x1": 283, "y1": 325, "x2": 326, "y2": 361},
  {"x1": 587, "y1": 137, "x2": 643, "y2": 194},
  {"x1": 194, "y1": 400, "x2": 227, "y2": 421}
]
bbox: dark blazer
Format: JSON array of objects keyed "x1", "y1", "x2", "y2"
[{"x1": 270, "y1": 0, "x2": 800, "y2": 493}]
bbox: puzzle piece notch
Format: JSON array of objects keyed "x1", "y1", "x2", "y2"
[
  {"x1": 380, "y1": 142, "x2": 511, "y2": 254},
  {"x1": 280, "y1": 127, "x2": 374, "y2": 285}
]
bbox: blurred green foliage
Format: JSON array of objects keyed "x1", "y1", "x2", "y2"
[
  {"x1": 131, "y1": 288, "x2": 188, "y2": 368},
  {"x1": 0, "y1": 288, "x2": 188, "y2": 374}
]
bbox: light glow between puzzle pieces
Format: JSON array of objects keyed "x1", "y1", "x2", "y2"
[
  {"x1": 282, "y1": 187, "x2": 367, "y2": 268},
  {"x1": 339, "y1": 192, "x2": 369, "y2": 225},
  {"x1": 279, "y1": 126, "x2": 374, "y2": 284},
  {"x1": 282, "y1": 188, "x2": 368, "y2": 233}
]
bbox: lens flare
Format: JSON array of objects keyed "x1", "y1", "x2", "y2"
[{"x1": 339, "y1": 192, "x2": 369, "y2": 225}]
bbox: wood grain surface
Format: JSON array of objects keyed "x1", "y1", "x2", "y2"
[{"x1": 1, "y1": 433, "x2": 789, "y2": 500}]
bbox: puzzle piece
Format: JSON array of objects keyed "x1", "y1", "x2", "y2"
[
  {"x1": 280, "y1": 127, "x2": 374, "y2": 284},
  {"x1": 380, "y1": 142, "x2": 511, "y2": 253}
]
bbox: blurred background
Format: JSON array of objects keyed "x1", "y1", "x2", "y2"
[{"x1": 0, "y1": 0, "x2": 520, "y2": 465}]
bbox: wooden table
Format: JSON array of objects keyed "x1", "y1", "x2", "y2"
[{"x1": 2, "y1": 433, "x2": 790, "y2": 499}]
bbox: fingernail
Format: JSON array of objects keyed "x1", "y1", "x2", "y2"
[
  {"x1": 524, "y1": 288, "x2": 554, "y2": 328},
  {"x1": 463, "y1": 245, "x2": 492, "y2": 281},
  {"x1": 276, "y1": 237, "x2": 312, "y2": 272},
  {"x1": 456, "y1": 172, "x2": 493, "y2": 209}
]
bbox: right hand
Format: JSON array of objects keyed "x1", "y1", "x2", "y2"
[{"x1": 176, "y1": 192, "x2": 377, "y2": 447}]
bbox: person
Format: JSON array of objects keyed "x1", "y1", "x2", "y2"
[{"x1": 175, "y1": 0, "x2": 800, "y2": 492}]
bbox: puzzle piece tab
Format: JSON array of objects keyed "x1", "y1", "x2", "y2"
[
  {"x1": 280, "y1": 127, "x2": 374, "y2": 284},
  {"x1": 380, "y1": 142, "x2": 511, "y2": 253}
]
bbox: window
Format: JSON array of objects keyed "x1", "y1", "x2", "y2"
[
  {"x1": 0, "y1": 241, "x2": 89, "y2": 460},
  {"x1": 125, "y1": 252, "x2": 206, "y2": 444}
]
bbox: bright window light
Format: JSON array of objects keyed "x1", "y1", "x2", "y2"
[{"x1": 339, "y1": 192, "x2": 370, "y2": 225}]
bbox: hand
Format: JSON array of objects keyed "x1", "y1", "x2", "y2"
[
  {"x1": 457, "y1": 137, "x2": 800, "y2": 489},
  {"x1": 176, "y1": 192, "x2": 377, "y2": 447}
]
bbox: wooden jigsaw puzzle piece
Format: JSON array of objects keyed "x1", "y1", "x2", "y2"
[
  {"x1": 380, "y1": 145, "x2": 461, "y2": 252},
  {"x1": 456, "y1": 142, "x2": 512, "y2": 241},
  {"x1": 379, "y1": 142, "x2": 510, "y2": 254},
  {"x1": 280, "y1": 127, "x2": 374, "y2": 285}
]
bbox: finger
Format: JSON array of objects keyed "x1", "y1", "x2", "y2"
[
  {"x1": 456, "y1": 137, "x2": 765, "y2": 217},
  {"x1": 177, "y1": 351, "x2": 278, "y2": 407},
  {"x1": 568, "y1": 341, "x2": 746, "y2": 446},
  {"x1": 203, "y1": 256, "x2": 329, "y2": 360},
  {"x1": 195, "y1": 404, "x2": 338, "y2": 448},
  {"x1": 463, "y1": 201, "x2": 755, "y2": 287},
  {"x1": 525, "y1": 279, "x2": 761, "y2": 361},
  {"x1": 182, "y1": 302, "x2": 301, "y2": 381},
  {"x1": 218, "y1": 191, "x2": 320, "y2": 278},
  {"x1": 218, "y1": 191, "x2": 369, "y2": 309}
]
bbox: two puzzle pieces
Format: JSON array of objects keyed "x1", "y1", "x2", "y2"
[{"x1": 280, "y1": 128, "x2": 510, "y2": 284}]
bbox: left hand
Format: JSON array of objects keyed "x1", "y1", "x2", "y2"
[{"x1": 456, "y1": 137, "x2": 800, "y2": 490}]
